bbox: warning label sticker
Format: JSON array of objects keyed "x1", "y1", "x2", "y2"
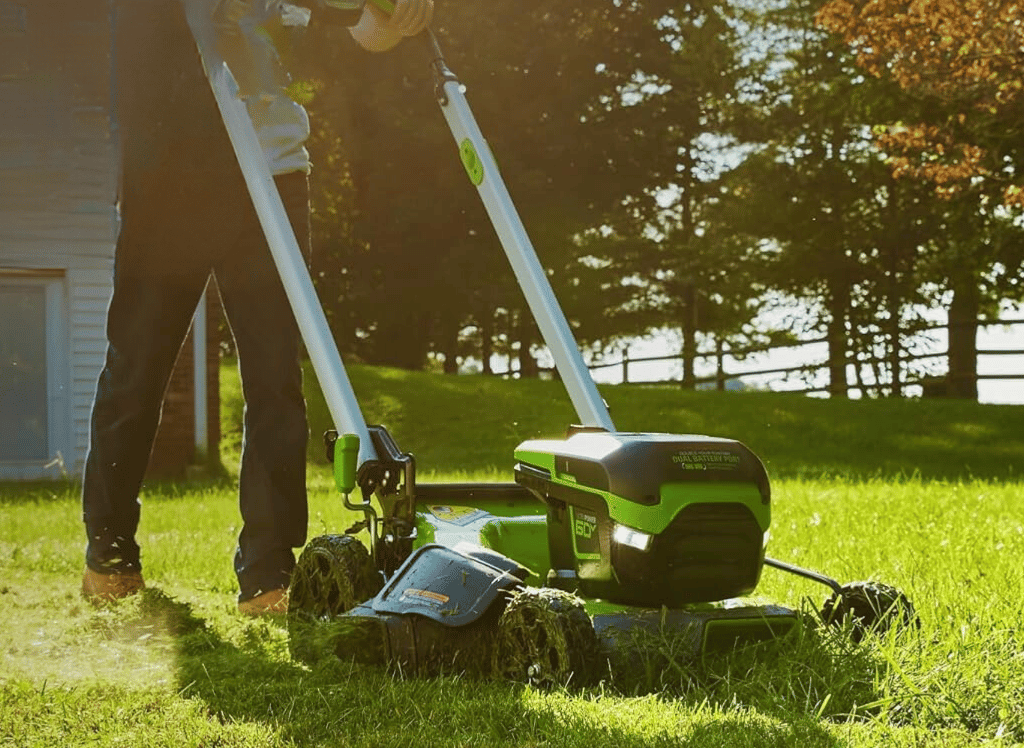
[
  {"x1": 427, "y1": 505, "x2": 489, "y2": 526},
  {"x1": 402, "y1": 588, "x2": 450, "y2": 606}
]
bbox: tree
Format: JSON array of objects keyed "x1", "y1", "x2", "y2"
[
  {"x1": 816, "y1": 0, "x2": 1024, "y2": 208},
  {"x1": 712, "y1": 0, "x2": 950, "y2": 397},
  {"x1": 295, "y1": 1, "x2": 762, "y2": 374},
  {"x1": 294, "y1": 4, "x2": 606, "y2": 370},
  {"x1": 817, "y1": 0, "x2": 1024, "y2": 399},
  {"x1": 562, "y1": 0, "x2": 767, "y2": 386}
]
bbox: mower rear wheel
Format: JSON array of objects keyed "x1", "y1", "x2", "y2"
[
  {"x1": 822, "y1": 580, "x2": 918, "y2": 642},
  {"x1": 287, "y1": 534, "x2": 382, "y2": 663},
  {"x1": 491, "y1": 587, "x2": 598, "y2": 688}
]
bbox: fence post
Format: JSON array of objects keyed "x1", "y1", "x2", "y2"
[
  {"x1": 681, "y1": 281, "x2": 697, "y2": 389},
  {"x1": 716, "y1": 338, "x2": 726, "y2": 391},
  {"x1": 621, "y1": 350, "x2": 629, "y2": 384}
]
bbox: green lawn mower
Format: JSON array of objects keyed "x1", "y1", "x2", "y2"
[
  {"x1": 192, "y1": 2, "x2": 917, "y2": 685},
  {"x1": 284, "y1": 425, "x2": 915, "y2": 684}
]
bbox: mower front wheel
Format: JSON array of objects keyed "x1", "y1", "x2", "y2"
[
  {"x1": 491, "y1": 587, "x2": 599, "y2": 688},
  {"x1": 822, "y1": 580, "x2": 918, "y2": 642},
  {"x1": 287, "y1": 534, "x2": 382, "y2": 663}
]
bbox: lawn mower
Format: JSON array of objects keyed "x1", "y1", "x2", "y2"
[{"x1": 191, "y1": 0, "x2": 917, "y2": 685}]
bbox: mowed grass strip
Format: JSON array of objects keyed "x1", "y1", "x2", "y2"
[
  {"x1": 1, "y1": 366, "x2": 1023, "y2": 747},
  {"x1": 220, "y1": 362, "x2": 1024, "y2": 482}
]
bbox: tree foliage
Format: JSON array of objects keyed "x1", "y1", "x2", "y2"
[
  {"x1": 295, "y1": 0, "x2": 764, "y2": 373},
  {"x1": 280, "y1": 0, "x2": 1023, "y2": 399},
  {"x1": 563, "y1": 0, "x2": 766, "y2": 383},
  {"x1": 816, "y1": 0, "x2": 1024, "y2": 207}
]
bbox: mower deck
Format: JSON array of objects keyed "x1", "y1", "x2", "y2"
[{"x1": 412, "y1": 489, "x2": 799, "y2": 661}]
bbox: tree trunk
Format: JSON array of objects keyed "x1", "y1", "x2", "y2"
[
  {"x1": 715, "y1": 336, "x2": 725, "y2": 391},
  {"x1": 868, "y1": 352, "x2": 884, "y2": 398},
  {"x1": 436, "y1": 311, "x2": 460, "y2": 374},
  {"x1": 887, "y1": 238, "x2": 903, "y2": 397},
  {"x1": 681, "y1": 282, "x2": 697, "y2": 389},
  {"x1": 679, "y1": 140, "x2": 698, "y2": 390},
  {"x1": 517, "y1": 311, "x2": 538, "y2": 378},
  {"x1": 947, "y1": 275, "x2": 979, "y2": 400},
  {"x1": 826, "y1": 282, "x2": 849, "y2": 398},
  {"x1": 442, "y1": 345, "x2": 459, "y2": 374},
  {"x1": 480, "y1": 311, "x2": 493, "y2": 375},
  {"x1": 853, "y1": 349, "x2": 868, "y2": 396},
  {"x1": 887, "y1": 312, "x2": 902, "y2": 397}
]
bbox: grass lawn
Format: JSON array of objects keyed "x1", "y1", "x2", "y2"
[{"x1": 1, "y1": 364, "x2": 1022, "y2": 747}]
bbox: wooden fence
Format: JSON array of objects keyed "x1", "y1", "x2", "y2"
[{"x1": 579, "y1": 317, "x2": 1024, "y2": 397}]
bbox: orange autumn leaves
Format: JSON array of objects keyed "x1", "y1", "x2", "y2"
[{"x1": 816, "y1": 0, "x2": 1024, "y2": 207}]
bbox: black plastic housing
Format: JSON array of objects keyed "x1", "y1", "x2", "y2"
[
  {"x1": 334, "y1": 544, "x2": 524, "y2": 675},
  {"x1": 515, "y1": 432, "x2": 770, "y2": 607}
]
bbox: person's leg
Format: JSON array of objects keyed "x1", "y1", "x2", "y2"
[
  {"x1": 214, "y1": 172, "x2": 311, "y2": 604},
  {"x1": 82, "y1": 207, "x2": 210, "y2": 582},
  {"x1": 83, "y1": 0, "x2": 230, "y2": 600}
]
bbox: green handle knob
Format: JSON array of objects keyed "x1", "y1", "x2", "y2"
[{"x1": 334, "y1": 433, "x2": 360, "y2": 494}]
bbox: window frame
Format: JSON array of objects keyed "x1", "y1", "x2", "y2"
[{"x1": 0, "y1": 271, "x2": 71, "y2": 479}]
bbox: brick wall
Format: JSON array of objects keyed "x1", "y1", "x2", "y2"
[{"x1": 145, "y1": 282, "x2": 222, "y2": 478}]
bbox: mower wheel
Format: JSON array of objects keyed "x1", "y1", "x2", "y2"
[
  {"x1": 821, "y1": 581, "x2": 919, "y2": 642},
  {"x1": 287, "y1": 534, "x2": 382, "y2": 663},
  {"x1": 491, "y1": 587, "x2": 599, "y2": 688}
]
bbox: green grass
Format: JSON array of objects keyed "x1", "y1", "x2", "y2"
[{"x1": 2, "y1": 364, "x2": 1023, "y2": 747}]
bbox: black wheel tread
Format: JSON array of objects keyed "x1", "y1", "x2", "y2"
[{"x1": 287, "y1": 534, "x2": 381, "y2": 663}]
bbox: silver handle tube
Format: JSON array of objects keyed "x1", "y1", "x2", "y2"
[
  {"x1": 188, "y1": 21, "x2": 376, "y2": 466},
  {"x1": 436, "y1": 79, "x2": 615, "y2": 430}
]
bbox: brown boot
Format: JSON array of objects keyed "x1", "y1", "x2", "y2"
[
  {"x1": 82, "y1": 567, "x2": 145, "y2": 604},
  {"x1": 238, "y1": 587, "x2": 289, "y2": 616}
]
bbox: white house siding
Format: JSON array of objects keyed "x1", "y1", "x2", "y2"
[
  {"x1": 68, "y1": 262, "x2": 118, "y2": 475},
  {"x1": 1, "y1": 0, "x2": 117, "y2": 479}
]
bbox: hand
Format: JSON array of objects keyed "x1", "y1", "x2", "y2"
[
  {"x1": 350, "y1": 0, "x2": 432, "y2": 51},
  {"x1": 381, "y1": 0, "x2": 433, "y2": 38}
]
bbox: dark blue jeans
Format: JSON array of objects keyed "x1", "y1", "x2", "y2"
[
  {"x1": 83, "y1": 168, "x2": 311, "y2": 602},
  {"x1": 84, "y1": 0, "x2": 310, "y2": 601}
]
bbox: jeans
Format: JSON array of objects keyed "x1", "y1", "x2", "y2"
[{"x1": 83, "y1": 167, "x2": 312, "y2": 601}]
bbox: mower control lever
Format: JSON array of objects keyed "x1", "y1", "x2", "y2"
[
  {"x1": 324, "y1": 430, "x2": 382, "y2": 560},
  {"x1": 764, "y1": 556, "x2": 843, "y2": 595}
]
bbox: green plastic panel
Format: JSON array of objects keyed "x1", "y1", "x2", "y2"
[
  {"x1": 414, "y1": 498, "x2": 551, "y2": 583},
  {"x1": 334, "y1": 433, "x2": 360, "y2": 494},
  {"x1": 459, "y1": 139, "x2": 485, "y2": 186}
]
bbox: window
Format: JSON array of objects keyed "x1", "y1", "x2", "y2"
[{"x1": 0, "y1": 273, "x2": 69, "y2": 476}]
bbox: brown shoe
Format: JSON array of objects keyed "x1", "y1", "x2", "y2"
[
  {"x1": 82, "y1": 567, "x2": 145, "y2": 604},
  {"x1": 238, "y1": 587, "x2": 289, "y2": 616}
]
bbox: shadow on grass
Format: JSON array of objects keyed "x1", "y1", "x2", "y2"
[
  {"x1": 607, "y1": 614, "x2": 888, "y2": 723},
  {"x1": 110, "y1": 589, "x2": 867, "y2": 747}
]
